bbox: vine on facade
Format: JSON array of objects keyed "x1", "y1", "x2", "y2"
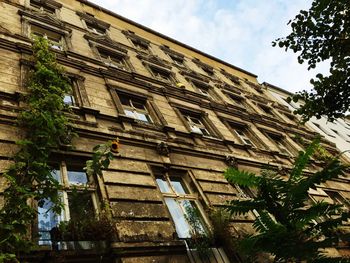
[{"x1": 0, "y1": 36, "x2": 74, "y2": 260}]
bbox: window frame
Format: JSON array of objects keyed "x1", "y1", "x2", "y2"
[
  {"x1": 37, "y1": 161, "x2": 98, "y2": 245},
  {"x1": 266, "y1": 132, "x2": 293, "y2": 156},
  {"x1": 28, "y1": 0, "x2": 61, "y2": 15},
  {"x1": 174, "y1": 106, "x2": 221, "y2": 138},
  {"x1": 153, "y1": 168, "x2": 209, "y2": 239},
  {"x1": 19, "y1": 9, "x2": 73, "y2": 52},
  {"x1": 108, "y1": 85, "x2": 167, "y2": 126},
  {"x1": 97, "y1": 48, "x2": 128, "y2": 70}
]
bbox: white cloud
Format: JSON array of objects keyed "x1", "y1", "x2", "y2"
[{"x1": 90, "y1": 0, "x2": 326, "y2": 93}]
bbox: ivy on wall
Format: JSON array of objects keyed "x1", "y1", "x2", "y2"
[{"x1": 0, "y1": 36, "x2": 74, "y2": 260}]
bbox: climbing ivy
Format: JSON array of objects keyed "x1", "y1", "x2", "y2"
[{"x1": 0, "y1": 36, "x2": 74, "y2": 260}]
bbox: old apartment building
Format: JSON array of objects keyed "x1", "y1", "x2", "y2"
[{"x1": 0, "y1": 0, "x2": 349, "y2": 262}]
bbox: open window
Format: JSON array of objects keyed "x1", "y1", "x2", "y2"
[
  {"x1": 150, "y1": 67, "x2": 172, "y2": 82},
  {"x1": 192, "y1": 80, "x2": 218, "y2": 101},
  {"x1": 98, "y1": 48, "x2": 128, "y2": 70},
  {"x1": 108, "y1": 85, "x2": 167, "y2": 126},
  {"x1": 77, "y1": 11, "x2": 110, "y2": 36},
  {"x1": 266, "y1": 133, "x2": 292, "y2": 156},
  {"x1": 30, "y1": 24, "x2": 65, "y2": 50},
  {"x1": 231, "y1": 125, "x2": 255, "y2": 147},
  {"x1": 153, "y1": 168, "x2": 207, "y2": 239},
  {"x1": 29, "y1": 0, "x2": 61, "y2": 15},
  {"x1": 38, "y1": 162, "x2": 97, "y2": 245},
  {"x1": 119, "y1": 94, "x2": 153, "y2": 123},
  {"x1": 184, "y1": 113, "x2": 211, "y2": 136},
  {"x1": 259, "y1": 104, "x2": 274, "y2": 117},
  {"x1": 123, "y1": 30, "x2": 151, "y2": 53},
  {"x1": 192, "y1": 58, "x2": 215, "y2": 77}
]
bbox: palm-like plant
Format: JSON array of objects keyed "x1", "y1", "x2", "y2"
[{"x1": 225, "y1": 138, "x2": 350, "y2": 262}]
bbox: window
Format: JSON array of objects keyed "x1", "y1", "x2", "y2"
[
  {"x1": 160, "y1": 45, "x2": 186, "y2": 67},
  {"x1": 154, "y1": 171, "x2": 207, "y2": 239},
  {"x1": 233, "y1": 126, "x2": 255, "y2": 147},
  {"x1": 122, "y1": 30, "x2": 151, "y2": 52},
  {"x1": 86, "y1": 21, "x2": 106, "y2": 35},
  {"x1": 324, "y1": 190, "x2": 349, "y2": 210},
  {"x1": 150, "y1": 67, "x2": 173, "y2": 82},
  {"x1": 30, "y1": 0, "x2": 57, "y2": 14},
  {"x1": 192, "y1": 81, "x2": 217, "y2": 100},
  {"x1": 259, "y1": 104, "x2": 274, "y2": 117},
  {"x1": 119, "y1": 95, "x2": 152, "y2": 123},
  {"x1": 30, "y1": 25, "x2": 64, "y2": 51},
  {"x1": 192, "y1": 58, "x2": 214, "y2": 77},
  {"x1": 284, "y1": 113, "x2": 296, "y2": 122},
  {"x1": 266, "y1": 133, "x2": 292, "y2": 155},
  {"x1": 98, "y1": 48, "x2": 127, "y2": 70},
  {"x1": 170, "y1": 55, "x2": 184, "y2": 66},
  {"x1": 184, "y1": 114, "x2": 211, "y2": 136},
  {"x1": 38, "y1": 162, "x2": 96, "y2": 245},
  {"x1": 63, "y1": 92, "x2": 75, "y2": 106},
  {"x1": 227, "y1": 93, "x2": 243, "y2": 106}
]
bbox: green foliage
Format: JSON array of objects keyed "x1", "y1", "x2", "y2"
[
  {"x1": 184, "y1": 204, "x2": 213, "y2": 257},
  {"x1": 56, "y1": 211, "x2": 115, "y2": 242},
  {"x1": 224, "y1": 139, "x2": 350, "y2": 262},
  {"x1": 85, "y1": 141, "x2": 114, "y2": 178},
  {"x1": 273, "y1": 0, "x2": 350, "y2": 122},
  {"x1": 0, "y1": 37, "x2": 74, "y2": 258}
]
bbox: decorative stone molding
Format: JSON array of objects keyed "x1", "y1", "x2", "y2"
[
  {"x1": 76, "y1": 11, "x2": 110, "y2": 30},
  {"x1": 156, "y1": 142, "x2": 170, "y2": 157},
  {"x1": 225, "y1": 155, "x2": 238, "y2": 168}
]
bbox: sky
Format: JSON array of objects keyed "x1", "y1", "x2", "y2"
[{"x1": 89, "y1": 0, "x2": 328, "y2": 93}]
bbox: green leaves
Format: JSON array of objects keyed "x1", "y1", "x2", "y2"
[
  {"x1": 274, "y1": 0, "x2": 350, "y2": 122},
  {"x1": 0, "y1": 36, "x2": 75, "y2": 258},
  {"x1": 225, "y1": 139, "x2": 349, "y2": 261},
  {"x1": 225, "y1": 167, "x2": 260, "y2": 187},
  {"x1": 85, "y1": 141, "x2": 115, "y2": 178}
]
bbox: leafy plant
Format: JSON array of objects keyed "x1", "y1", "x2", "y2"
[
  {"x1": 273, "y1": 0, "x2": 350, "y2": 122},
  {"x1": 0, "y1": 36, "x2": 74, "y2": 259},
  {"x1": 225, "y1": 138, "x2": 350, "y2": 262},
  {"x1": 85, "y1": 141, "x2": 114, "y2": 178}
]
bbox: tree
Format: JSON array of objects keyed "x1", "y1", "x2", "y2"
[
  {"x1": 225, "y1": 138, "x2": 350, "y2": 262},
  {"x1": 273, "y1": 0, "x2": 350, "y2": 122}
]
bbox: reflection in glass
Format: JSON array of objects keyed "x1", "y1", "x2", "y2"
[
  {"x1": 156, "y1": 178, "x2": 171, "y2": 193},
  {"x1": 170, "y1": 179, "x2": 188, "y2": 195},
  {"x1": 38, "y1": 199, "x2": 60, "y2": 245},
  {"x1": 165, "y1": 198, "x2": 191, "y2": 238},
  {"x1": 67, "y1": 171, "x2": 88, "y2": 185}
]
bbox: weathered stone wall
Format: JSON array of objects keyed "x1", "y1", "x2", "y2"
[{"x1": 0, "y1": 0, "x2": 349, "y2": 261}]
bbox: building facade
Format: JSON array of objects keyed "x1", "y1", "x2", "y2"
[
  {"x1": 265, "y1": 82, "x2": 350, "y2": 162},
  {"x1": 0, "y1": 0, "x2": 349, "y2": 262}
]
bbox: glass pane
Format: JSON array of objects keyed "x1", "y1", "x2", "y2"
[
  {"x1": 180, "y1": 200, "x2": 206, "y2": 235},
  {"x1": 132, "y1": 100, "x2": 145, "y2": 110},
  {"x1": 51, "y1": 169, "x2": 61, "y2": 183},
  {"x1": 200, "y1": 128, "x2": 210, "y2": 136},
  {"x1": 179, "y1": 200, "x2": 205, "y2": 234},
  {"x1": 67, "y1": 170, "x2": 88, "y2": 185},
  {"x1": 120, "y1": 96, "x2": 131, "y2": 106},
  {"x1": 170, "y1": 178, "x2": 188, "y2": 194},
  {"x1": 136, "y1": 112, "x2": 151, "y2": 123},
  {"x1": 63, "y1": 95, "x2": 74, "y2": 106},
  {"x1": 125, "y1": 109, "x2": 135, "y2": 118},
  {"x1": 156, "y1": 178, "x2": 171, "y2": 193},
  {"x1": 190, "y1": 117, "x2": 201, "y2": 125},
  {"x1": 68, "y1": 192, "x2": 94, "y2": 221},
  {"x1": 165, "y1": 198, "x2": 191, "y2": 238},
  {"x1": 190, "y1": 125, "x2": 202, "y2": 134},
  {"x1": 38, "y1": 198, "x2": 61, "y2": 245}
]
